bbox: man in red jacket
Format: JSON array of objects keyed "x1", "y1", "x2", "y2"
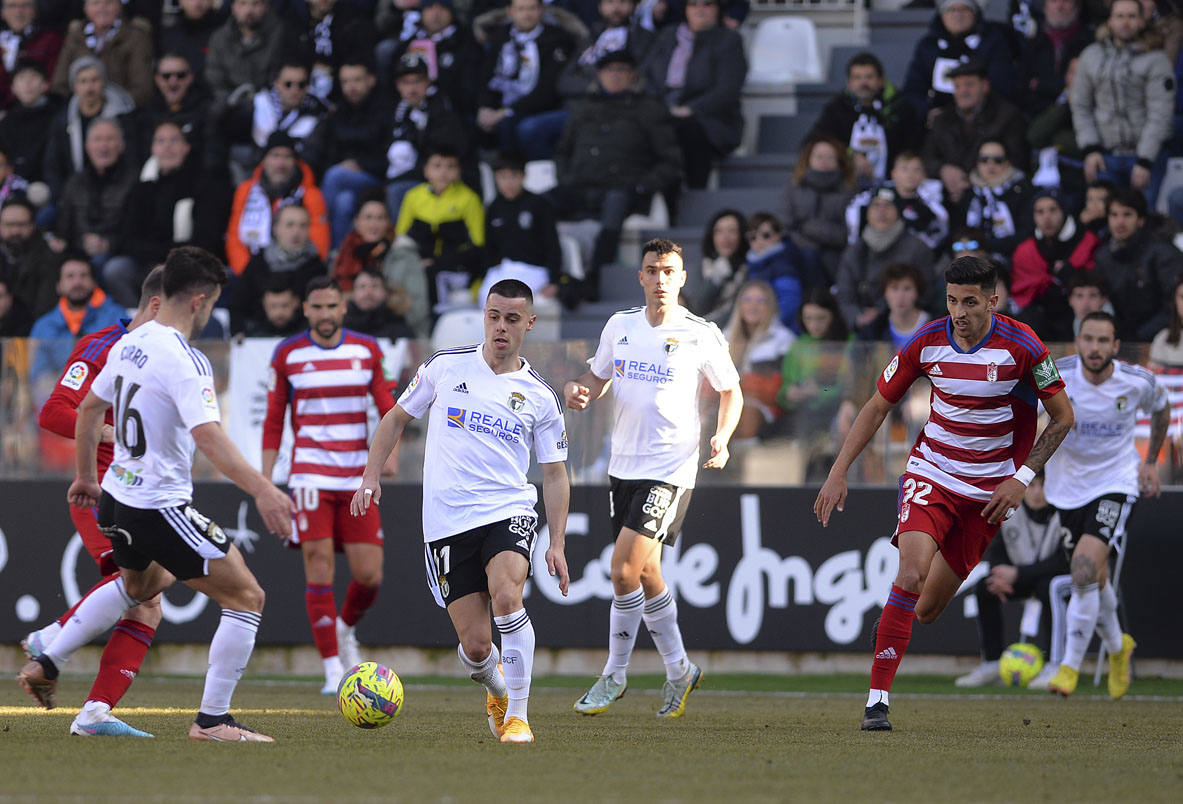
[{"x1": 21, "y1": 266, "x2": 164, "y2": 737}]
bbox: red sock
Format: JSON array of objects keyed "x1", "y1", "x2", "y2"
[
  {"x1": 339, "y1": 581, "x2": 379, "y2": 627},
  {"x1": 869, "y1": 585, "x2": 920, "y2": 692},
  {"x1": 88, "y1": 619, "x2": 154, "y2": 707},
  {"x1": 306, "y1": 584, "x2": 338, "y2": 658},
  {"x1": 59, "y1": 573, "x2": 121, "y2": 627}
]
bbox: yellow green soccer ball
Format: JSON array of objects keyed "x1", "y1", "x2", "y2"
[
  {"x1": 999, "y1": 643, "x2": 1044, "y2": 687},
  {"x1": 337, "y1": 661, "x2": 404, "y2": 728}
]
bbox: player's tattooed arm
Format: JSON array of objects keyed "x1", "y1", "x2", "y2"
[
  {"x1": 1146, "y1": 403, "x2": 1170, "y2": 464},
  {"x1": 1024, "y1": 389, "x2": 1075, "y2": 473}
]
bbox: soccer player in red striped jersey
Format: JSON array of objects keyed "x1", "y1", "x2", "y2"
[
  {"x1": 814, "y1": 256, "x2": 1075, "y2": 731},
  {"x1": 261, "y1": 275, "x2": 397, "y2": 694},
  {"x1": 20, "y1": 267, "x2": 165, "y2": 737}
]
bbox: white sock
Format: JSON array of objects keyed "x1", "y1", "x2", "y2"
[
  {"x1": 457, "y1": 642, "x2": 506, "y2": 698},
  {"x1": 76, "y1": 699, "x2": 111, "y2": 724},
  {"x1": 1095, "y1": 582, "x2": 1123, "y2": 654},
  {"x1": 323, "y1": 656, "x2": 344, "y2": 680},
  {"x1": 642, "y1": 588, "x2": 688, "y2": 681},
  {"x1": 1062, "y1": 582, "x2": 1100, "y2": 671},
  {"x1": 602, "y1": 586, "x2": 644, "y2": 683},
  {"x1": 44, "y1": 576, "x2": 139, "y2": 667},
  {"x1": 199, "y1": 610, "x2": 260, "y2": 717},
  {"x1": 495, "y1": 608, "x2": 535, "y2": 723},
  {"x1": 867, "y1": 689, "x2": 889, "y2": 708}
]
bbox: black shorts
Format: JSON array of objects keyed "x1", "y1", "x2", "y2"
[
  {"x1": 609, "y1": 477, "x2": 693, "y2": 546},
  {"x1": 1057, "y1": 493, "x2": 1136, "y2": 556},
  {"x1": 423, "y1": 515, "x2": 537, "y2": 608},
  {"x1": 98, "y1": 491, "x2": 232, "y2": 581}
]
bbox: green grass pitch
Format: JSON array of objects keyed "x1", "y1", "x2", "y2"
[{"x1": 3, "y1": 673, "x2": 1181, "y2": 802}]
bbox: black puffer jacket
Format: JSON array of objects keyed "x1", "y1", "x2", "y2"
[
  {"x1": 1094, "y1": 230, "x2": 1183, "y2": 341},
  {"x1": 554, "y1": 88, "x2": 682, "y2": 194}
]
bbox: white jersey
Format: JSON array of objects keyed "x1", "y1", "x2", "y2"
[
  {"x1": 398, "y1": 344, "x2": 567, "y2": 542},
  {"x1": 589, "y1": 306, "x2": 740, "y2": 488},
  {"x1": 1043, "y1": 356, "x2": 1169, "y2": 510},
  {"x1": 91, "y1": 320, "x2": 221, "y2": 508}
]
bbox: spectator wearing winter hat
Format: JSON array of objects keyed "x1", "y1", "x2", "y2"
[
  {"x1": 225, "y1": 130, "x2": 330, "y2": 274},
  {"x1": 1010, "y1": 187, "x2": 1100, "y2": 338},
  {"x1": 902, "y1": 0, "x2": 1016, "y2": 120},
  {"x1": 924, "y1": 59, "x2": 1027, "y2": 205}
]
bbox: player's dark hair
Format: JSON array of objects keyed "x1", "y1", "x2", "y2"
[
  {"x1": 138, "y1": 265, "x2": 164, "y2": 308},
  {"x1": 487, "y1": 278, "x2": 533, "y2": 305},
  {"x1": 162, "y1": 246, "x2": 228, "y2": 298},
  {"x1": 304, "y1": 275, "x2": 341, "y2": 298},
  {"x1": 1081, "y1": 310, "x2": 1118, "y2": 335},
  {"x1": 881, "y1": 261, "x2": 926, "y2": 297},
  {"x1": 846, "y1": 51, "x2": 883, "y2": 78},
  {"x1": 1108, "y1": 186, "x2": 1148, "y2": 219},
  {"x1": 641, "y1": 238, "x2": 682, "y2": 260},
  {"x1": 945, "y1": 255, "x2": 996, "y2": 292}
]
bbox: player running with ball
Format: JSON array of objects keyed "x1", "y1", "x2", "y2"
[
  {"x1": 351, "y1": 279, "x2": 569, "y2": 744},
  {"x1": 815, "y1": 256, "x2": 1074, "y2": 731}
]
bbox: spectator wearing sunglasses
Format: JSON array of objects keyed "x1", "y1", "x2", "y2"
[
  {"x1": 129, "y1": 52, "x2": 213, "y2": 168},
  {"x1": 742, "y1": 212, "x2": 806, "y2": 332},
  {"x1": 954, "y1": 139, "x2": 1035, "y2": 261},
  {"x1": 249, "y1": 60, "x2": 328, "y2": 161}
]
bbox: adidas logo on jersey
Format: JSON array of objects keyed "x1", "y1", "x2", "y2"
[
  {"x1": 302, "y1": 362, "x2": 317, "y2": 372},
  {"x1": 453, "y1": 382, "x2": 468, "y2": 394},
  {"x1": 643, "y1": 519, "x2": 657, "y2": 530},
  {"x1": 875, "y1": 647, "x2": 898, "y2": 660},
  {"x1": 929, "y1": 364, "x2": 943, "y2": 376},
  {"x1": 617, "y1": 336, "x2": 628, "y2": 345},
  {"x1": 516, "y1": 538, "x2": 530, "y2": 550}
]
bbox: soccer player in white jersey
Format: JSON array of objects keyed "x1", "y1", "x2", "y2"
[
  {"x1": 564, "y1": 238, "x2": 742, "y2": 718},
  {"x1": 18, "y1": 247, "x2": 295, "y2": 742},
  {"x1": 351, "y1": 279, "x2": 570, "y2": 744},
  {"x1": 815, "y1": 256, "x2": 1075, "y2": 731},
  {"x1": 262, "y1": 276, "x2": 397, "y2": 694},
  {"x1": 1040, "y1": 311, "x2": 1169, "y2": 699}
]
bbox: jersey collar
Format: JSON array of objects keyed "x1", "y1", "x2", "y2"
[{"x1": 944, "y1": 315, "x2": 996, "y2": 354}]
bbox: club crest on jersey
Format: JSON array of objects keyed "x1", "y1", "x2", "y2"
[
  {"x1": 614, "y1": 359, "x2": 626, "y2": 377},
  {"x1": 987, "y1": 362, "x2": 998, "y2": 383},
  {"x1": 664, "y1": 337, "x2": 679, "y2": 354},
  {"x1": 447, "y1": 407, "x2": 466, "y2": 428},
  {"x1": 557, "y1": 429, "x2": 568, "y2": 450},
  {"x1": 351, "y1": 359, "x2": 361, "y2": 371},
  {"x1": 61, "y1": 361, "x2": 88, "y2": 390},
  {"x1": 1116, "y1": 395, "x2": 1129, "y2": 411},
  {"x1": 508, "y1": 391, "x2": 525, "y2": 411},
  {"x1": 883, "y1": 355, "x2": 899, "y2": 383},
  {"x1": 899, "y1": 502, "x2": 910, "y2": 523}
]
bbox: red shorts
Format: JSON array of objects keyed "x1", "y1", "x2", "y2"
[
  {"x1": 290, "y1": 488, "x2": 383, "y2": 552},
  {"x1": 891, "y1": 473, "x2": 999, "y2": 580},
  {"x1": 71, "y1": 503, "x2": 117, "y2": 576}
]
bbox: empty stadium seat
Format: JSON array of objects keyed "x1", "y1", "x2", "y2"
[
  {"x1": 746, "y1": 17, "x2": 824, "y2": 87},
  {"x1": 431, "y1": 308, "x2": 484, "y2": 351}
]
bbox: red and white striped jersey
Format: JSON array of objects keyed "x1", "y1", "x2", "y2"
[
  {"x1": 877, "y1": 314, "x2": 1066, "y2": 502},
  {"x1": 263, "y1": 330, "x2": 396, "y2": 491}
]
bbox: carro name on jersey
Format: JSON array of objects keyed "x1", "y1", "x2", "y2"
[
  {"x1": 615, "y1": 359, "x2": 676, "y2": 384},
  {"x1": 447, "y1": 407, "x2": 523, "y2": 443},
  {"x1": 119, "y1": 344, "x2": 150, "y2": 368}
]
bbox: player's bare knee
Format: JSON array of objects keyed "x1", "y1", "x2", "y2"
[
  {"x1": 354, "y1": 568, "x2": 382, "y2": 588},
  {"x1": 460, "y1": 635, "x2": 492, "y2": 662},
  {"x1": 914, "y1": 602, "x2": 944, "y2": 624},
  {"x1": 1070, "y1": 554, "x2": 1098, "y2": 586},
  {"x1": 127, "y1": 595, "x2": 163, "y2": 628},
  {"x1": 489, "y1": 585, "x2": 523, "y2": 616},
  {"x1": 611, "y1": 563, "x2": 641, "y2": 592},
  {"x1": 894, "y1": 568, "x2": 924, "y2": 593}
]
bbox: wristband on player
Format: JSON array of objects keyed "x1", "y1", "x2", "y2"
[{"x1": 1013, "y1": 465, "x2": 1036, "y2": 486}]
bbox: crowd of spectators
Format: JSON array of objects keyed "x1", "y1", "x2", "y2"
[{"x1": 0, "y1": 0, "x2": 756, "y2": 348}]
